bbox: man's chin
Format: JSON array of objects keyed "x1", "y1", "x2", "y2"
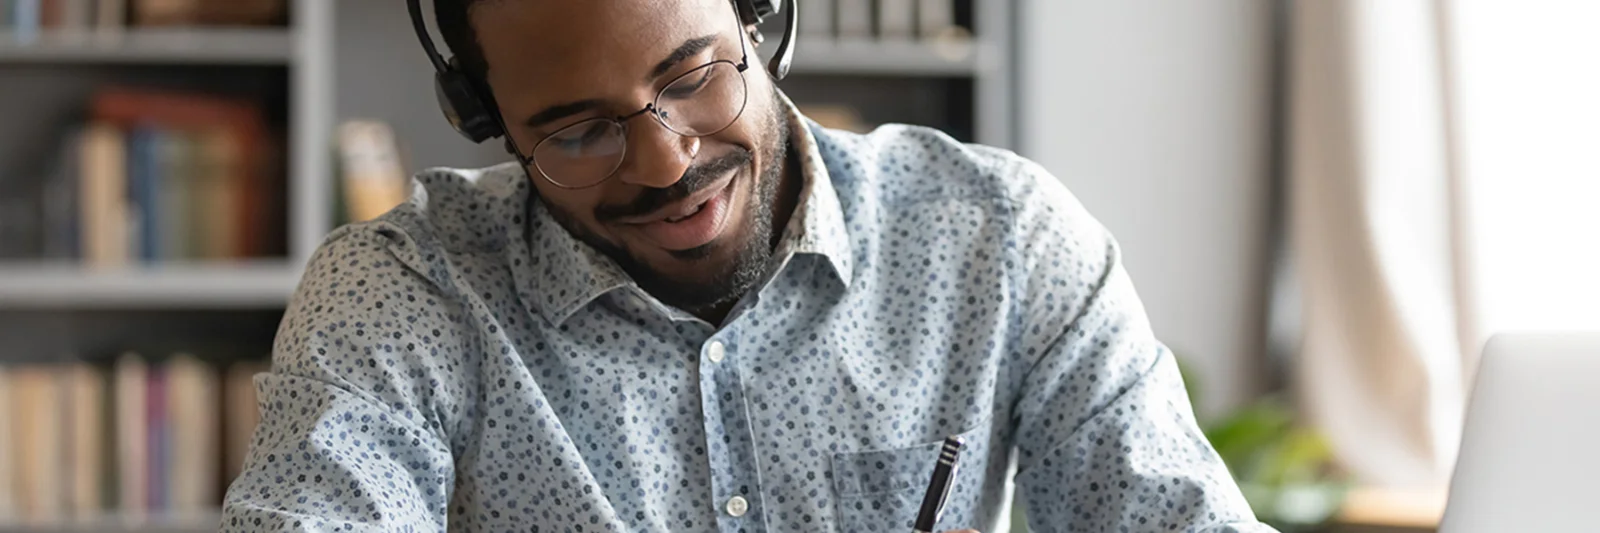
[
  {"x1": 630, "y1": 256, "x2": 746, "y2": 312},
  {"x1": 633, "y1": 240, "x2": 738, "y2": 286}
]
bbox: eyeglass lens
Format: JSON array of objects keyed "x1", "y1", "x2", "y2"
[{"x1": 531, "y1": 60, "x2": 749, "y2": 188}]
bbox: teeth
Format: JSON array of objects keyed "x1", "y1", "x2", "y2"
[{"x1": 665, "y1": 203, "x2": 704, "y2": 223}]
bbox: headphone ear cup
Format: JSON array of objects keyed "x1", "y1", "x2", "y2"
[
  {"x1": 434, "y1": 68, "x2": 504, "y2": 143},
  {"x1": 734, "y1": 0, "x2": 779, "y2": 25}
]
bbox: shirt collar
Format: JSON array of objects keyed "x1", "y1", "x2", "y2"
[{"x1": 515, "y1": 93, "x2": 855, "y2": 326}]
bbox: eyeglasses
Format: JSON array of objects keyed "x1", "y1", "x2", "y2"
[
  {"x1": 528, "y1": 59, "x2": 749, "y2": 189},
  {"x1": 516, "y1": 9, "x2": 754, "y2": 189}
]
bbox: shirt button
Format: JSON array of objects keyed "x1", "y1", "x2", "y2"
[
  {"x1": 707, "y1": 341, "x2": 726, "y2": 363},
  {"x1": 725, "y1": 495, "x2": 749, "y2": 517}
]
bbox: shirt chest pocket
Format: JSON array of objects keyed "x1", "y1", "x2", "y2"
[{"x1": 830, "y1": 423, "x2": 992, "y2": 533}]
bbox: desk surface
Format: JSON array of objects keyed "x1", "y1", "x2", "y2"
[{"x1": 1331, "y1": 486, "x2": 1447, "y2": 532}]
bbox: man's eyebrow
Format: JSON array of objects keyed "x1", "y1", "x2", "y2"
[
  {"x1": 649, "y1": 35, "x2": 720, "y2": 82},
  {"x1": 522, "y1": 35, "x2": 721, "y2": 130},
  {"x1": 524, "y1": 99, "x2": 605, "y2": 130}
]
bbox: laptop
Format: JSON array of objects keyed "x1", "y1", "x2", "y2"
[{"x1": 1439, "y1": 331, "x2": 1600, "y2": 532}]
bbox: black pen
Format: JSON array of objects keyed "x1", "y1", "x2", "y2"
[{"x1": 912, "y1": 436, "x2": 964, "y2": 533}]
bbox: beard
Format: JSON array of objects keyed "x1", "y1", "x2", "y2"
[{"x1": 540, "y1": 87, "x2": 793, "y2": 317}]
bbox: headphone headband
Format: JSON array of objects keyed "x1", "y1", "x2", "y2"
[{"x1": 406, "y1": 0, "x2": 798, "y2": 145}]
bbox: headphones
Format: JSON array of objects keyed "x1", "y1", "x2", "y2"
[{"x1": 406, "y1": 0, "x2": 799, "y2": 145}]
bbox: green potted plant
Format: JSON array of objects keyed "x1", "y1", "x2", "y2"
[{"x1": 1178, "y1": 358, "x2": 1351, "y2": 532}]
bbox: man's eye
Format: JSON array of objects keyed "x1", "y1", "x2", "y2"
[
  {"x1": 663, "y1": 68, "x2": 714, "y2": 99},
  {"x1": 552, "y1": 123, "x2": 611, "y2": 152}
]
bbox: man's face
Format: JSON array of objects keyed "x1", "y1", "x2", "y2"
[{"x1": 472, "y1": 0, "x2": 791, "y2": 316}]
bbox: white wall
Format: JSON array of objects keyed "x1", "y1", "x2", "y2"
[{"x1": 1016, "y1": 0, "x2": 1275, "y2": 416}]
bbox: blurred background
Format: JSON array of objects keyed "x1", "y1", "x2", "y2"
[{"x1": 0, "y1": 0, "x2": 1595, "y2": 532}]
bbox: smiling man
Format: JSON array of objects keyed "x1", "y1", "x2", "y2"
[{"x1": 221, "y1": 1, "x2": 1272, "y2": 532}]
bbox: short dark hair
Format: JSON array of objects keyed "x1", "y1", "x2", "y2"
[{"x1": 433, "y1": 0, "x2": 489, "y2": 81}]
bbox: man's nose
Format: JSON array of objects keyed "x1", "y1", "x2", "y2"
[{"x1": 614, "y1": 117, "x2": 698, "y2": 189}]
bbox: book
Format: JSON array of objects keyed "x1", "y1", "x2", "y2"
[
  {"x1": 835, "y1": 0, "x2": 871, "y2": 39},
  {"x1": 64, "y1": 361, "x2": 105, "y2": 517},
  {"x1": 916, "y1": 0, "x2": 956, "y2": 41},
  {"x1": 0, "y1": 353, "x2": 264, "y2": 517},
  {"x1": 337, "y1": 120, "x2": 411, "y2": 223},
  {"x1": 93, "y1": 0, "x2": 125, "y2": 33},
  {"x1": 144, "y1": 362, "x2": 165, "y2": 512},
  {"x1": 157, "y1": 128, "x2": 195, "y2": 260},
  {"x1": 800, "y1": 104, "x2": 872, "y2": 133},
  {"x1": 131, "y1": 0, "x2": 284, "y2": 26},
  {"x1": 12, "y1": 0, "x2": 41, "y2": 43},
  {"x1": 799, "y1": 0, "x2": 833, "y2": 39},
  {"x1": 79, "y1": 122, "x2": 129, "y2": 269},
  {"x1": 54, "y1": 0, "x2": 91, "y2": 30},
  {"x1": 878, "y1": 0, "x2": 916, "y2": 40},
  {"x1": 90, "y1": 87, "x2": 278, "y2": 260},
  {"x1": 165, "y1": 353, "x2": 218, "y2": 512},
  {"x1": 0, "y1": 366, "x2": 11, "y2": 519},
  {"x1": 195, "y1": 126, "x2": 243, "y2": 259},
  {"x1": 113, "y1": 353, "x2": 147, "y2": 516},
  {"x1": 127, "y1": 125, "x2": 163, "y2": 262},
  {"x1": 222, "y1": 361, "x2": 267, "y2": 484},
  {"x1": 8, "y1": 365, "x2": 63, "y2": 522}
]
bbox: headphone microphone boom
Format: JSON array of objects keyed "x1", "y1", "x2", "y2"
[{"x1": 406, "y1": 0, "x2": 799, "y2": 145}]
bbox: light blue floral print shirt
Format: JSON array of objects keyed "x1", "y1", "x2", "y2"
[{"x1": 222, "y1": 99, "x2": 1272, "y2": 533}]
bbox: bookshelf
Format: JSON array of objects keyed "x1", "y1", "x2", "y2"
[
  {"x1": 0, "y1": 0, "x2": 332, "y2": 310},
  {"x1": 0, "y1": 512, "x2": 219, "y2": 533},
  {"x1": 0, "y1": 261, "x2": 299, "y2": 309},
  {"x1": 0, "y1": 27, "x2": 293, "y2": 65},
  {"x1": 753, "y1": 0, "x2": 1015, "y2": 149},
  {"x1": 788, "y1": 37, "x2": 979, "y2": 76},
  {"x1": 0, "y1": 1, "x2": 329, "y2": 530}
]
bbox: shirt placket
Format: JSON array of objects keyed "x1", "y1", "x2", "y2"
[{"x1": 697, "y1": 331, "x2": 768, "y2": 533}]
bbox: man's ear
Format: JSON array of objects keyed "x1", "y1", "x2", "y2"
[{"x1": 744, "y1": 24, "x2": 765, "y2": 46}]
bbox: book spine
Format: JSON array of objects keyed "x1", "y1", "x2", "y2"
[
  {"x1": 129, "y1": 126, "x2": 162, "y2": 263},
  {"x1": 0, "y1": 366, "x2": 12, "y2": 519},
  {"x1": 835, "y1": 0, "x2": 871, "y2": 40},
  {"x1": 878, "y1": 0, "x2": 915, "y2": 40},
  {"x1": 916, "y1": 0, "x2": 954, "y2": 40},
  {"x1": 14, "y1": 0, "x2": 41, "y2": 42},
  {"x1": 94, "y1": 0, "x2": 125, "y2": 33},
  {"x1": 115, "y1": 353, "x2": 147, "y2": 516},
  {"x1": 145, "y1": 363, "x2": 166, "y2": 513},
  {"x1": 800, "y1": 0, "x2": 833, "y2": 39}
]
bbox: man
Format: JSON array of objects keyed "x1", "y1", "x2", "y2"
[{"x1": 222, "y1": 0, "x2": 1273, "y2": 531}]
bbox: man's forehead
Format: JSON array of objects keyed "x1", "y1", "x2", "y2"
[
  {"x1": 473, "y1": 0, "x2": 733, "y2": 83},
  {"x1": 470, "y1": 0, "x2": 728, "y2": 53}
]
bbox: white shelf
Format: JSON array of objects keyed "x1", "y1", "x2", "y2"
[
  {"x1": 0, "y1": 28, "x2": 293, "y2": 65},
  {"x1": 788, "y1": 38, "x2": 979, "y2": 76},
  {"x1": 0, "y1": 261, "x2": 301, "y2": 309},
  {"x1": 0, "y1": 512, "x2": 219, "y2": 533}
]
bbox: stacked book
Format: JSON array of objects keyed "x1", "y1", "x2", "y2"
[
  {"x1": 801, "y1": 0, "x2": 966, "y2": 42},
  {"x1": 1, "y1": 0, "x2": 287, "y2": 41},
  {"x1": 0, "y1": 86, "x2": 286, "y2": 264},
  {"x1": 0, "y1": 353, "x2": 268, "y2": 524}
]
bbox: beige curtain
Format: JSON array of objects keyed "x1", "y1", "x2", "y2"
[{"x1": 1286, "y1": 0, "x2": 1476, "y2": 488}]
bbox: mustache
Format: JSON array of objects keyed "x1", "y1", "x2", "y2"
[{"x1": 594, "y1": 147, "x2": 752, "y2": 222}]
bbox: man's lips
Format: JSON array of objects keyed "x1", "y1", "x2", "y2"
[
  {"x1": 617, "y1": 174, "x2": 736, "y2": 225},
  {"x1": 631, "y1": 176, "x2": 736, "y2": 251}
]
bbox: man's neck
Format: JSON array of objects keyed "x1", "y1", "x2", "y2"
[{"x1": 693, "y1": 142, "x2": 804, "y2": 326}]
